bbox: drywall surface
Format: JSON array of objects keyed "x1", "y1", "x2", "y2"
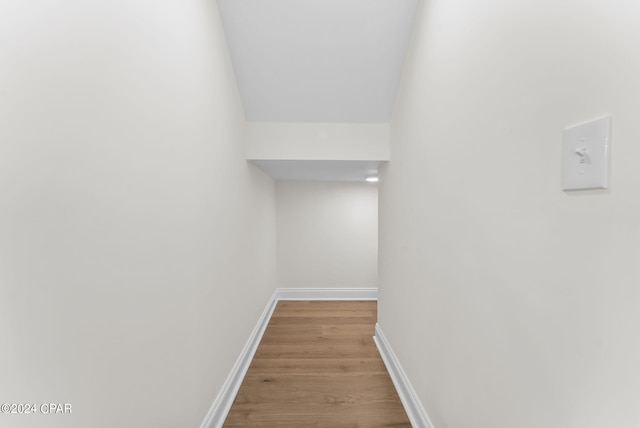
[
  {"x1": 217, "y1": 0, "x2": 417, "y2": 122},
  {"x1": 0, "y1": 2, "x2": 276, "y2": 428},
  {"x1": 379, "y1": 1, "x2": 640, "y2": 428},
  {"x1": 246, "y1": 122, "x2": 390, "y2": 161},
  {"x1": 277, "y1": 181, "x2": 378, "y2": 289}
]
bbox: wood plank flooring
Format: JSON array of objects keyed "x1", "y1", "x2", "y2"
[{"x1": 223, "y1": 300, "x2": 411, "y2": 427}]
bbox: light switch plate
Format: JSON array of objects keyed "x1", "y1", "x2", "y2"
[{"x1": 562, "y1": 115, "x2": 611, "y2": 191}]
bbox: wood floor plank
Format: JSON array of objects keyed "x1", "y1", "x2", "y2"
[
  {"x1": 246, "y1": 358, "x2": 389, "y2": 376},
  {"x1": 268, "y1": 316, "x2": 377, "y2": 326},
  {"x1": 223, "y1": 300, "x2": 410, "y2": 427},
  {"x1": 259, "y1": 336, "x2": 376, "y2": 347},
  {"x1": 263, "y1": 324, "x2": 324, "y2": 336}
]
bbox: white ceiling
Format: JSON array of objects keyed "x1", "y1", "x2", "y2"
[
  {"x1": 217, "y1": 0, "x2": 418, "y2": 122},
  {"x1": 250, "y1": 160, "x2": 385, "y2": 181}
]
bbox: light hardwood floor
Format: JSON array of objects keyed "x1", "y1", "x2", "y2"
[{"x1": 223, "y1": 300, "x2": 411, "y2": 427}]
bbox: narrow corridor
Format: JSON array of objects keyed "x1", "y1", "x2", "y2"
[{"x1": 223, "y1": 300, "x2": 410, "y2": 427}]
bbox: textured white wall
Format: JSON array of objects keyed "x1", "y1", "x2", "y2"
[
  {"x1": 379, "y1": 1, "x2": 640, "y2": 428},
  {"x1": 0, "y1": 2, "x2": 276, "y2": 427},
  {"x1": 277, "y1": 181, "x2": 378, "y2": 289}
]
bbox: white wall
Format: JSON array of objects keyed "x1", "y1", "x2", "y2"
[
  {"x1": 379, "y1": 1, "x2": 640, "y2": 428},
  {"x1": 277, "y1": 181, "x2": 378, "y2": 289},
  {"x1": 0, "y1": 2, "x2": 276, "y2": 428},
  {"x1": 246, "y1": 122, "x2": 390, "y2": 161}
]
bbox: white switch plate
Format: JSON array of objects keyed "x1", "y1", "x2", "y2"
[{"x1": 562, "y1": 115, "x2": 611, "y2": 191}]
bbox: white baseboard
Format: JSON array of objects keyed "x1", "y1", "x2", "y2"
[
  {"x1": 274, "y1": 287, "x2": 378, "y2": 300},
  {"x1": 374, "y1": 323, "x2": 434, "y2": 428},
  {"x1": 200, "y1": 291, "x2": 278, "y2": 428},
  {"x1": 201, "y1": 287, "x2": 377, "y2": 428}
]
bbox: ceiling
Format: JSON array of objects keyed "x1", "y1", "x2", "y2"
[{"x1": 217, "y1": 0, "x2": 418, "y2": 123}]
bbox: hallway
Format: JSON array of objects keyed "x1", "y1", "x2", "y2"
[
  {"x1": 4, "y1": 1, "x2": 639, "y2": 427},
  {"x1": 223, "y1": 301, "x2": 410, "y2": 427}
]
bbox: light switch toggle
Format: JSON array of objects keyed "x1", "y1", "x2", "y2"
[{"x1": 575, "y1": 148, "x2": 589, "y2": 164}]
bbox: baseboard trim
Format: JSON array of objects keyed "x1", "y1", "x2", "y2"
[
  {"x1": 200, "y1": 291, "x2": 278, "y2": 428},
  {"x1": 274, "y1": 287, "x2": 378, "y2": 300},
  {"x1": 374, "y1": 323, "x2": 434, "y2": 428},
  {"x1": 201, "y1": 287, "x2": 377, "y2": 428}
]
